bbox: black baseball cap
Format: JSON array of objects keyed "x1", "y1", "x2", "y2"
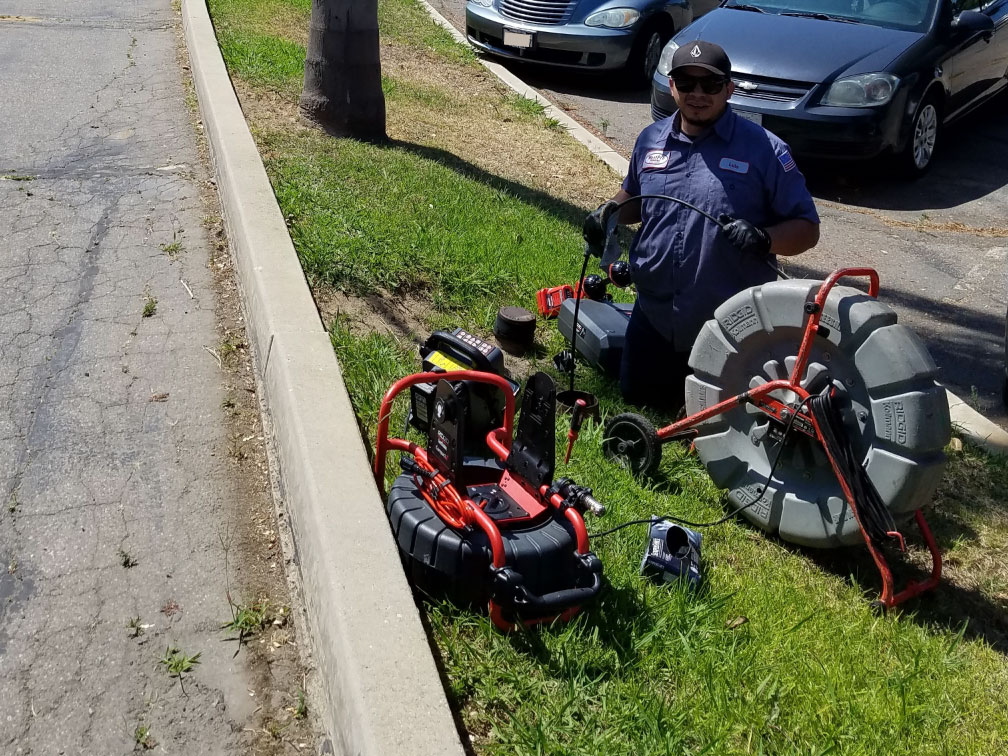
[{"x1": 668, "y1": 40, "x2": 731, "y2": 78}]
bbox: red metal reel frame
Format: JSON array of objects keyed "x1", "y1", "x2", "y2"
[
  {"x1": 648, "y1": 268, "x2": 941, "y2": 610},
  {"x1": 374, "y1": 370, "x2": 594, "y2": 630}
]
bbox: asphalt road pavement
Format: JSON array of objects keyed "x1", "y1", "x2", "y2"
[
  {"x1": 428, "y1": 0, "x2": 1008, "y2": 427},
  {"x1": 0, "y1": 2, "x2": 317, "y2": 752}
]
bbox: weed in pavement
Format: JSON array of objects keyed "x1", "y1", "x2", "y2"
[
  {"x1": 142, "y1": 295, "x2": 157, "y2": 318},
  {"x1": 127, "y1": 616, "x2": 146, "y2": 638},
  {"x1": 291, "y1": 688, "x2": 308, "y2": 720},
  {"x1": 159, "y1": 647, "x2": 201, "y2": 694},
  {"x1": 118, "y1": 548, "x2": 138, "y2": 568},
  {"x1": 222, "y1": 597, "x2": 273, "y2": 646},
  {"x1": 160, "y1": 239, "x2": 184, "y2": 258},
  {"x1": 133, "y1": 723, "x2": 155, "y2": 750}
]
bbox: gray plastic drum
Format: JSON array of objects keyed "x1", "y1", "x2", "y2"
[{"x1": 685, "y1": 279, "x2": 950, "y2": 548}]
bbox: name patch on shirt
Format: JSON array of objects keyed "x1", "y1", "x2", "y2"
[
  {"x1": 779, "y1": 151, "x2": 797, "y2": 172},
  {"x1": 719, "y1": 157, "x2": 750, "y2": 174},
  {"x1": 643, "y1": 150, "x2": 670, "y2": 169}
]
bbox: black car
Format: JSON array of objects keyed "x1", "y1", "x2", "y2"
[{"x1": 651, "y1": 0, "x2": 1008, "y2": 175}]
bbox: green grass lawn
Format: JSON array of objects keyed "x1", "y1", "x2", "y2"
[{"x1": 205, "y1": 0, "x2": 1008, "y2": 753}]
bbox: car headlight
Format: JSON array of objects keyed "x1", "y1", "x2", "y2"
[
  {"x1": 469, "y1": 0, "x2": 493, "y2": 6},
  {"x1": 822, "y1": 73, "x2": 900, "y2": 107},
  {"x1": 656, "y1": 40, "x2": 680, "y2": 76},
  {"x1": 584, "y1": 8, "x2": 640, "y2": 28}
]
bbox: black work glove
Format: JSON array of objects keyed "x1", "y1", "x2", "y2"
[
  {"x1": 719, "y1": 214, "x2": 772, "y2": 258},
  {"x1": 583, "y1": 200, "x2": 620, "y2": 257}
]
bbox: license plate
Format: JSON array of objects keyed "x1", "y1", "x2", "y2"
[
  {"x1": 736, "y1": 110, "x2": 763, "y2": 126},
  {"x1": 503, "y1": 29, "x2": 533, "y2": 49}
]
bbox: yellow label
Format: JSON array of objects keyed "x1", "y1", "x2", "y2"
[{"x1": 426, "y1": 350, "x2": 469, "y2": 372}]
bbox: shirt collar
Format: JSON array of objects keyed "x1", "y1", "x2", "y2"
[{"x1": 664, "y1": 104, "x2": 737, "y2": 146}]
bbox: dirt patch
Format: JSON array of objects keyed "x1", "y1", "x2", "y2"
[
  {"x1": 380, "y1": 40, "x2": 619, "y2": 209},
  {"x1": 820, "y1": 199, "x2": 1008, "y2": 238},
  {"x1": 315, "y1": 285, "x2": 431, "y2": 348},
  {"x1": 232, "y1": 78, "x2": 307, "y2": 135}
]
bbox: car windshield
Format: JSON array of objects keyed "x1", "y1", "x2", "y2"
[{"x1": 725, "y1": 0, "x2": 938, "y2": 32}]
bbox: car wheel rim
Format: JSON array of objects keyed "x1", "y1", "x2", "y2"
[
  {"x1": 644, "y1": 33, "x2": 662, "y2": 80},
  {"x1": 912, "y1": 103, "x2": 937, "y2": 170}
]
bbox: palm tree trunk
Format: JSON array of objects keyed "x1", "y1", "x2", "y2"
[{"x1": 299, "y1": 0, "x2": 386, "y2": 141}]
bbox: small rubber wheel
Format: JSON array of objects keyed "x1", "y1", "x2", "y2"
[{"x1": 603, "y1": 412, "x2": 662, "y2": 476}]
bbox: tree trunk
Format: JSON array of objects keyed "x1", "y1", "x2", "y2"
[{"x1": 299, "y1": 0, "x2": 386, "y2": 141}]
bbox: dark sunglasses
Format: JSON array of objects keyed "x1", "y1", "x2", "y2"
[{"x1": 672, "y1": 76, "x2": 728, "y2": 94}]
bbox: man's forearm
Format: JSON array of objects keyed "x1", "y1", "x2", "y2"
[
  {"x1": 612, "y1": 189, "x2": 641, "y2": 225},
  {"x1": 766, "y1": 219, "x2": 819, "y2": 257}
]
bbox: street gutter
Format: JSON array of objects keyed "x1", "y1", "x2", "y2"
[{"x1": 181, "y1": 1, "x2": 466, "y2": 754}]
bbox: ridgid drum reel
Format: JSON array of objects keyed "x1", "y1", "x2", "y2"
[
  {"x1": 374, "y1": 331, "x2": 606, "y2": 631},
  {"x1": 601, "y1": 268, "x2": 951, "y2": 610}
]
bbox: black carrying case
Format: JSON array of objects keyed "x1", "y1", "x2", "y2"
[{"x1": 557, "y1": 298, "x2": 633, "y2": 376}]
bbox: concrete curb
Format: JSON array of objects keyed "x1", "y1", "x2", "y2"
[
  {"x1": 418, "y1": 0, "x2": 630, "y2": 178},
  {"x1": 181, "y1": 2, "x2": 466, "y2": 755},
  {"x1": 946, "y1": 389, "x2": 1008, "y2": 455},
  {"x1": 421, "y1": 0, "x2": 1008, "y2": 457}
]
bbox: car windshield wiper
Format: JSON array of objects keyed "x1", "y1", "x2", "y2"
[
  {"x1": 727, "y1": 4, "x2": 768, "y2": 13},
  {"x1": 780, "y1": 10, "x2": 861, "y2": 23}
]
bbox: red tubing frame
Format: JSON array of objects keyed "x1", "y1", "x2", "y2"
[
  {"x1": 653, "y1": 268, "x2": 940, "y2": 610},
  {"x1": 374, "y1": 370, "x2": 593, "y2": 630}
]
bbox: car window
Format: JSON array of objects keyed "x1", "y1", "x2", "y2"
[{"x1": 725, "y1": 0, "x2": 939, "y2": 31}]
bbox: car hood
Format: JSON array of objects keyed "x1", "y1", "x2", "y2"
[{"x1": 678, "y1": 9, "x2": 923, "y2": 82}]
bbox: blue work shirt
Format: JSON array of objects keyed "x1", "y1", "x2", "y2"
[{"x1": 622, "y1": 105, "x2": 819, "y2": 351}]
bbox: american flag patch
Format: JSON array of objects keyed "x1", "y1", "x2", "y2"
[{"x1": 779, "y1": 151, "x2": 796, "y2": 172}]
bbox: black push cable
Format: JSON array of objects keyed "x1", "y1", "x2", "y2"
[
  {"x1": 807, "y1": 390, "x2": 898, "y2": 547},
  {"x1": 566, "y1": 248, "x2": 594, "y2": 393},
  {"x1": 608, "y1": 194, "x2": 790, "y2": 280},
  {"x1": 570, "y1": 192, "x2": 788, "y2": 395},
  {"x1": 589, "y1": 394, "x2": 814, "y2": 539}
]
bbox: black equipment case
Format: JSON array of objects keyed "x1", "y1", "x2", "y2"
[{"x1": 557, "y1": 299, "x2": 632, "y2": 376}]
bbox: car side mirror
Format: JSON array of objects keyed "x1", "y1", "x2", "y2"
[{"x1": 951, "y1": 9, "x2": 995, "y2": 40}]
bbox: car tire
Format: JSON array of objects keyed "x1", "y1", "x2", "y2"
[
  {"x1": 900, "y1": 91, "x2": 942, "y2": 178},
  {"x1": 628, "y1": 21, "x2": 671, "y2": 87}
]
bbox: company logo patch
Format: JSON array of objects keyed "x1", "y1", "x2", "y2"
[
  {"x1": 643, "y1": 150, "x2": 670, "y2": 169},
  {"x1": 719, "y1": 157, "x2": 749, "y2": 174},
  {"x1": 779, "y1": 150, "x2": 796, "y2": 172},
  {"x1": 690, "y1": 44, "x2": 702, "y2": 58}
]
